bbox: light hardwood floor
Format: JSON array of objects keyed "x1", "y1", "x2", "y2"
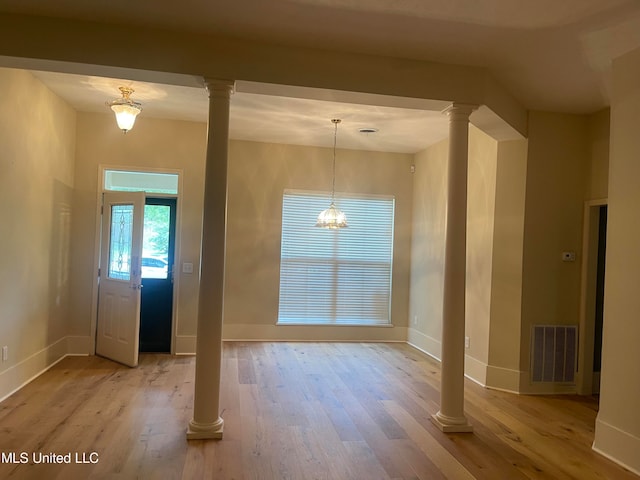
[{"x1": 0, "y1": 342, "x2": 636, "y2": 479}]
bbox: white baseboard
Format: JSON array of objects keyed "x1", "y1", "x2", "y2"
[
  {"x1": 0, "y1": 336, "x2": 69, "y2": 403},
  {"x1": 222, "y1": 324, "x2": 407, "y2": 342},
  {"x1": 485, "y1": 365, "x2": 523, "y2": 393},
  {"x1": 406, "y1": 331, "x2": 488, "y2": 387},
  {"x1": 464, "y1": 354, "x2": 487, "y2": 387},
  {"x1": 176, "y1": 326, "x2": 407, "y2": 355},
  {"x1": 593, "y1": 417, "x2": 640, "y2": 476},
  {"x1": 407, "y1": 330, "x2": 524, "y2": 391},
  {"x1": 406, "y1": 328, "x2": 441, "y2": 361}
]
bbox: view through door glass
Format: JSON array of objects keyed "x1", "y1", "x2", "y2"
[{"x1": 140, "y1": 198, "x2": 176, "y2": 353}]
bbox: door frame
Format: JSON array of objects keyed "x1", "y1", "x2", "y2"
[
  {"x1": 89, "y1": 165, "x2": 183, "y2": 356},
  {"x1": 577, "y1": 198, "x2": 607, "y2": 395}
]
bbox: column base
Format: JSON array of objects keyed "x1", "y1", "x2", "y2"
[
  {"x1": 431, "y1": 411, "x2": 473, "y2": 433},
  {"x1": 186, "y1": 417, "x2": 224, "y2": 440}
]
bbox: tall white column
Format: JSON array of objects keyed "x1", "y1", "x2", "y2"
[
  {"x1": 432, "y1": 103, "x2": 477, "y2": 433},
  {"x1": 187, "y1": 78, "x2": 235, "y2": 440}
]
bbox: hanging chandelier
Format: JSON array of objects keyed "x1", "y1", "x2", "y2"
[
  {"x1": 106, "y1": 86, "x2": 142, "y2": 133},
  {"x1": 316, "y1": 118, "x2": 348, "y2": 229}
]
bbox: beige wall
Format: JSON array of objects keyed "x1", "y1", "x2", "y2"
[
  {"x1": 72, "y1": 112, "x2": 207, "y2": 353},
  {"x1": 2, "y1": 61, "x2": 633, "y2": 473},
  {"x1": 409, "y1": 114, "x2": 592, "y2": 394},
  {"x1": 486, "y1": 139, "x2": 528, "y2": 391},
  {"x1": 224, "y1": 140, "x2": 414, "y2": 341},
  {"x1": 593, "y1": 47, "x2": 640, "y2": 475},
  {"x1": 519, "y1": 111, "x2": 589, "y2": 392},
  {"x1": 408, "y1": 138, "x2": 448, "y2": 356},
  {"x1": 73, "y1": 114, "x2": 414, "y2": 348},
  {"x1": 0, "y1": 68, "x2": 76, "y2": 399},
  {"x1": 464, "y1": 126, "x2": 498, "y2": 384},
  {"x1": 408, "y1": 125, "x2": 505, "y2": 386},
  {"x1": 587, "y1": 108, "x2": 610, "y2": 201}
]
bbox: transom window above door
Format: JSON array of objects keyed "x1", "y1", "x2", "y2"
[{"x1": 104, "y1": 169, "x2": 179, "y2": 195}]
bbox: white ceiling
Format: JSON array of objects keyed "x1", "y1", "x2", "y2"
[
  {"x1": 31, "y1": 70, "x2": 450, "y2": 154},
  {"x1": 5, "y1": 0, "x2": 640, "y2": 150}
]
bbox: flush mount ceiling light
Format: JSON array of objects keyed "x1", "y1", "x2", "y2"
[
  {"x1": 358, "y1": 127, "x2": 378, "y2": 134},
  {"x1": 106, "y1": 86, "x2": 142, "y2": 133},
  {"x1": 316, "y1": 118, "x2": 348, "y2": 229}
]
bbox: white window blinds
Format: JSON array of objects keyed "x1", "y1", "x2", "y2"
[{"x1": 278, "y1": 190, "x2": 395, "y2": 325}]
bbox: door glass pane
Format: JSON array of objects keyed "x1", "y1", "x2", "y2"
[
  {"x1": 109, "y1": 204, "x2": 134, "y2": 280},
  {"x1": 142, "y1": 205, "x2": 170, "y2": 279}
]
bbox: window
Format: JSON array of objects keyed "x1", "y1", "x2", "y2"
[
  {"x1": 278, "y1": 190, "x2": 395, "y2": 326},
  {"x1": 104, "y1": 170, "x2": 179, "y2": 194}
]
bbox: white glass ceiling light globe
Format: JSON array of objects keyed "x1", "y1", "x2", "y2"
[
  {"x1": 111, "y1": 103, "x2": 141, "y2": 132},
  {"x1": 106, "y1": 86, "x2": 142, "y2": 133}
]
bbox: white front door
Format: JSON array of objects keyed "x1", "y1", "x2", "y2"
[{"x1": 96, "y1": 191, "x2": 145, "y2": 367}]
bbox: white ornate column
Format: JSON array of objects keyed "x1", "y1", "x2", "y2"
[
  {"x1": 432, "y1": 103, "x2": 477, "y2": 433},
  {"x1": 187, "y1": 78, "x2": 235, "y2": 440}
]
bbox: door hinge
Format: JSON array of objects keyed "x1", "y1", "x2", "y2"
[
  {"x1": 101, "y1": 205, "x2": 104, "y2": 215},
  {"x1": 98, "y1": 268, "x2": 101, "y2": 277}
]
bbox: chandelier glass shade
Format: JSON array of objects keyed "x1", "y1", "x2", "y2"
[
  {"x1": 316, "y1": 201, "x2": 348, "y2": 229},
  {"x1": 106, "y1": 86, "x2": 142, "y2": 133}
]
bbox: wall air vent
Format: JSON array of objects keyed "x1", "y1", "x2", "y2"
[{"x1": 531, "y1": 325, "x2": 577, "y2": 383}]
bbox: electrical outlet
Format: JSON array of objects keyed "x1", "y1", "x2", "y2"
[
  {"x1": 465, "y1": 336, "x2": 470, "y2": 349},
  {"x1": 2, "y1": 346, "x2": 7, "y2": 362}
]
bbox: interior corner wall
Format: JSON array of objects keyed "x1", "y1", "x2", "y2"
[
  {"x1": 408, "y1": 126, "x2": 500, "y2": 380},
  {"x1": 593, "y1": 47, "x2": 640, "y2": 476},
  {"x1": 519, "y1": 111, "x2": 589, "y2": 394},
  {"x1": 464, "y1": 126, "x2": 498, "y2": 385},
  {"x1": 71, "y1": 112, "x2": 208, "y2": 354},
  {"x1": 223, "y1": 140, "x2": 413, "y2": 341},
  {"x1": 408, "y1": 139, "x2": 448, "y2": 358},
  {"x1": 486, "y1": 139, "x2": 527, "y2": 392},
  {"x1": 0, "y1": 68, "x2": 76, "y2": 400}
]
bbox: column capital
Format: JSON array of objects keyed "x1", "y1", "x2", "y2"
[
  {"x1": 442, "y1": 103, "x2": 479, "y2": 118},
  {"x1": 203, "y1": 78, "x2": 235, "y2": 97}
]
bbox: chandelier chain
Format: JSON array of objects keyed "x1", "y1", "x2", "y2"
[{"x1": 331, "y1": 118, "x2": 341, "y2": 202}]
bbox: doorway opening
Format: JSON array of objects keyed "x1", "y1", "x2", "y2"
[
  {"x1": 591, "y1": 205, "x2": 607, "y2": 394},
  {"x1": 578, "y1": 200, "x2": 607, "y2": 396},
  {"x1": 140, "y1": 198, "x2": 177, "y2": 353},
  {"x1": 95, "y1": 168, "x2": 180, "y2": 366}
]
